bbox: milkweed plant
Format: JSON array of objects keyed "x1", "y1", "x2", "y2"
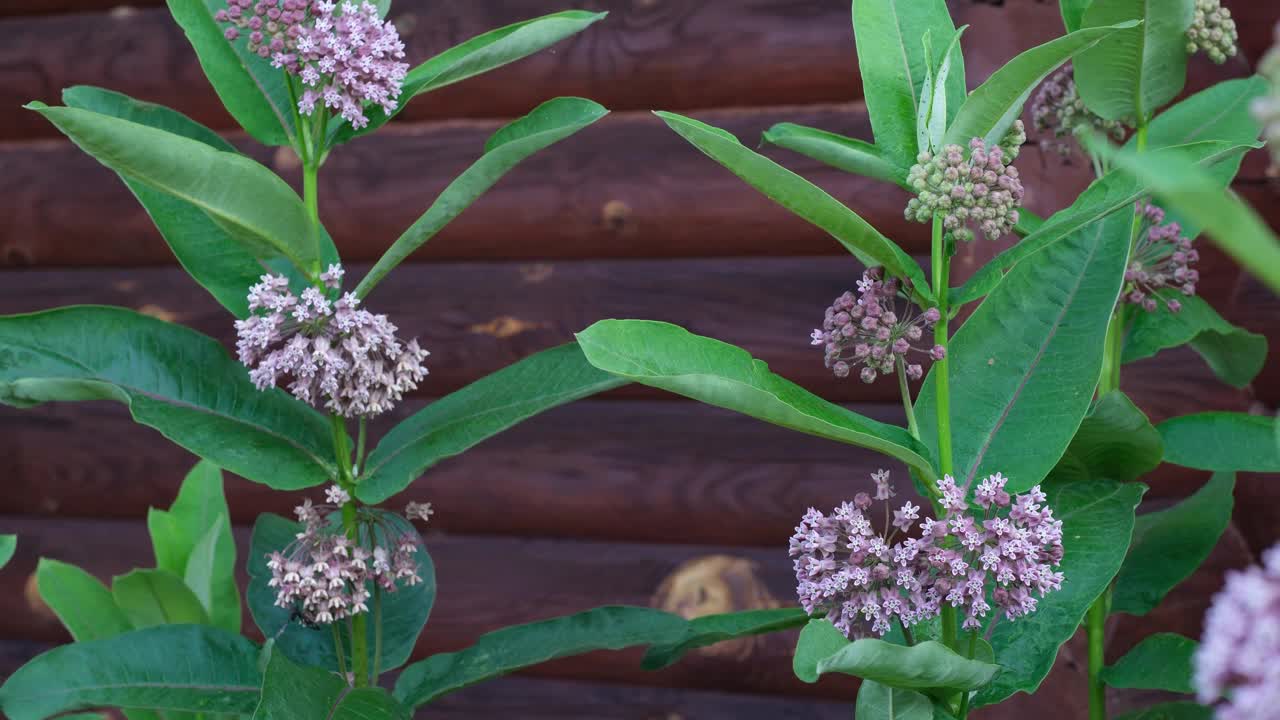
[{"x1": 1, "y1": 0, "x2": 1279, "y2": 718}]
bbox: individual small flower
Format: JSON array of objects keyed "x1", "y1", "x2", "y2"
[
  {"x1": 1186, "y1": 0, "x2": 1239, "y2": 65},
  {"x1": 405, "y1": 501, "x2": 434, "y2": 523},
  {"x1": 234, "y1": 265, "x2": 430, "y2": 417},
  {"x1": 1254, "y1": 23, "x2": 1280, "y2": 172},
  {"x1": 810, "y1": 268, "x2": 945, "y2": 384},
  {"x1": 325, "y1": 484, "x2": 351, "y2": 505},
  {"x1": 1194, "y1": 543, "x2": 1280, "y2": 720},
  {"x1": 1029, "y1": 64, "x2": 1127, "y2": 158},
  {"x1": 905, "y1": 126, "x2": 1026, "y2": 242},
  {"x1": 1121, "y1": 202, "x2": 1199, "y2": 313}
]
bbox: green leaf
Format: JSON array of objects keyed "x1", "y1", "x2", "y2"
[
  {"x1": 1060, "y1": 0, "x2": 1091, "y2": 32},
  {"x1": 355, "y1": 97, "x2": 608, "y2": 298},
  {"x1": 335, "y1": 11, "x2": 607, "y2": 142},
  {"x1": 944, "y1": 22, "x2": 1137, "y2": 148},
  {"x1": 62, "y1": 86, "x2": 333, "y2": 318},
  {"x1": 0, "y1": 535, "x2": 14, "y2": 571},
  {"x1": 761, "y1": 123, "x2": 908, "y2": 187},
  {"x1": 393, "y1": 606, "x2": 690, "y2": 708},
  {"x1": 111, "y1": 569, "x2": 210, "y2": 628},
  {"x1": 856, "y1": 681, "x2": 935, "y2": 720},
  {"x1": 817, "y1": 639, "x2": 1001, "y2": 690},
  {"x1": 357, "y1": 343, "x2": 626, "y2": 504},
  {"x1": 1138, "y1": 76, "x2": 1268, "y2": 150},
  {"x1": 852, "y1": 0, "x2": 966, "y2": 166},
  {"x1": 793, "y1": 618, "x2": 852, "y2": 684},
  {"x1": 27, "y1": 103, "x2": 322, "y2": 276},
  {"x1": 974, "y1": 478, "x2": 1145, "y2": 706},
  {"x1": 656, "y1": 111, "x2": 934, "y2": 304},
  {"x1": 1051, "y1": 392, "x2": 1163, "y2": 483},
  {"x1": 246, "y1": 512, "x2": 435, "y2": 674},
  {"x1": 918, "y1": 28, "x2": 966, "y2": 155},
  {"x1": 252, "y1": 648, "x2": 412, "y2": 720},
  {"x1": 917, "y1": 212, "x2": 1131, "y2": 493},
  {"x1": 148, "y1": 460, "x2": 240, "y2": 634},
  {"x1": 0, "y1": 625, "x2": 261, "y2": 719},
  {"x1": 1076, "y1": 0, "x2": 1193, "y2": 122},
  {"x1": 165, "y1": 0, "x2": 295, "y2": 146},
  {"x1": 0, "y1": 307, "x2": 337, "y2": 489},
  {"x1": 1102, "y1": 633, "x2": 1197, "y2": 694},
  {"x1": 576, "y1": 320, "x2": 936, "y2": 479},
  {"x1": 1116, "y1": 702, "x2": 1213, "y2": 720},
  {"x1": 36, "y1": 558, "x2": 134, "y2": 642},
  {"x1": 1123, "y1": 293, "x2": 1266, "y2": 389},
  {"x1": 641, "y1": 608, "x2": 810, "y2": 671},
  {"x1": 1158, "y1": 413, "x2": 1280, "y2": 472}
]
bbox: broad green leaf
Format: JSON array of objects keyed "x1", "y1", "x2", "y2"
[
  {"x1": 953, "y1": 140, "x2": 1251, "y2": 306},
  {"x1": 793, "y1": 618, "x2": 851, "y2": 683},
  {"x1": 393, "y1": 606, "x2": 690, "y2": 708},
  {"x1": 111, "y1": 569, "x2": 210, "y2": 628},
  {"x1": 656, "y1": 111, "x2": 934, "y2": 304},
  {"x1": 1051, "y1": 392, "x2": 1162, "y2": 483},
  {"x1": 358, "y1": 343, "x2": 626, "y2": 504},
  {"x1": 0, "y1": 307, "x2": 338, "y2": 489},
  {"x1": 252, "y1": 649, "x2": 411, "y2": 720},
  {"x1": 1137, "y1": 76, "x2": 1268, "y2": 151},
  {"x1": 166, "y1": 0, "x2": 295, "y2": 146},
  {"x1": 1102, "y1": 633, "x2": 1196, "y2": 693},
  {"x1": 641, "y1": 608, "x2": 810, "y2": 670},
  {"x1": 818, "y1": 639, "x2": 1000, "y2": 690},
  {"x1": 1060, "y1": 0, "x2": 1091, "y2": 32},
  {"x1": 355, "y1": 98, "x2": 608, "y2": 298},
  {"x1": 761, "y1": 123, "x2": 908, "y2": 187},
  {"x1": 917, "y1": 212, "x2": 1131, "y2": 493},
  {"x1": 62, "y1": 86, "x2": 333, "y2": 318},
  {"x1": 1123, "y1": 293, "x2": 1266, "y2": 389},
  {"x1": 246, "y1": 512, "x2": 435, "y2": 673},
  {"x1": 335, "y1": 11, "x2": 607, "y2": 142},
  {"x1": 852, "y1": 0, "x2": 966, "y2": 166},
  {"x1": 1114, "y1": 473, "x2": 1233, "y2": 616},
  {"x1": 974, "y1": 478, "x2": 1145, "y2": 706},
  {"x1": 0, "y1": 625, "x2": 261, "y2": 719},
  {"x1": 0, "y1": 535, "x2": 13, "y2": 570},
  {"x1": 1116, "y1": 702, "x2": 1213, "y2": 720},
  {"x1": 856, "y1": 681, "x2": 935, "y2": 720},
  {"x1": 36, "y1": 558, "x2": 133, "y2": 642},
  {"x1": 148, "y1": 460, "x2": 240, "y2": 634},
  {"x1": 576, "y1": 320, "x2": 936, "y2": 479},
  {"x1": 944, "y1": 22, "x2": 1136, "y2": 148},
  {"x1": 27, "y1": 103, "x2": 322, "y2": 276},
  {"x1": 1076, "y1": 0, "x2": 1193, "y2": 122},
  {"x1": 1158, "y1": 413, "x2": 1280, "y2": 472}
]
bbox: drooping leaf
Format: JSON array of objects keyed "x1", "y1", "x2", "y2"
[
  {"x1": 334, "y1": 11, "x2": 607, "y2": 142},
  {"x1": 0, "y1": 625, "x2": 262, "y2": 719},
  {"x1": 793, "y1": 618, "x2": 852, "y2": 684},
  {"x1": 0, "y1": 307, "x2": 338, "y2": 490},
  {"x1": 1123, "y1": 293, "x2": 1266, "y2": 389},
  {"x1": 576, "y1": 320, "x2": 936, "y2": 479},
  {"x1": 1158, "y1": 413, "x2": 1280, "y2": 472},
  {"x1": 944, "y1": 22, "x2": 1137, "y2": 148},
  {"x1": 1115, "y1": 702, "x2": 1213, "y2": 720},
  {"x1": 817, "y1": 639, "x2": 1001, "y2": 690},
  {"x1": 0, "y1": 536, "x2": 14, "y2": 570},
  {"x1": 354, "y1": 98, "x2": 608, "y2": 298},
  {"x1": 393, "y1": 606, "x2": 690, "y2": 708},
  {"x1": 252, "y1": 648, "x2": 412, "y2": 720},
  {"x1": 111, "y1": 569, "x2": 210, "y2": 628},
  {"x1": 641, "y1": 608, "x2": 810, "y2": 670},
  {"x1": 1050, "y1": 392, "x2": 1163, "y2": 483},
  {"x1": 917, "y1": 212, "x2": 1131, "y2": 493},
  {"x1": 851, "y1": 0, "x2": 966, "y2": 166},
  {"x1": 761, "y1": 123, "x2": 908, "y2": 187},
  {"x1": 246, "y1": 511, "x2": 434, "y2": 674},
  {"x1": 856, "y1": 681, "x2": 936, "y2": 720},
  {"x1": 165, "y1": 0, "x2": 295, "y2": 146},
  {"x1": 1075, "y1": 0, "x2": 1193, "y2": 122},
  {"x1": 974, "y1": 478, "x2": 1145, "y2": 706},
  {"x1": 655, "y1": 111, "x2": 934, "y2": 304},
  {"x1": 35, "y1": 559, "x2": 134, "y2": 642},
  {"x1": 358, "y1": 343, "x2": 626, "y2": 504},
  {"x1": 1102, "y1": 633, "x2": 1197, "y2": 694}
]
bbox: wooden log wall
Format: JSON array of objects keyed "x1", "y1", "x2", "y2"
[{"x1": 0, "y1": 1, "x2": 1277, "y2": 716}]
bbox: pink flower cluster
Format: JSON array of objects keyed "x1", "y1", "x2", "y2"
[
  {"x1": 1195, "y1": 542, "x2": 1280, "y2": 720},
  {"x1": 789, "y1": 470, "x2": 1064, "y2": 639},
  {"x1": 1030, "y1": 64, "x2": 1127, "y2": 158},
  {"x1": 1123, "y1": 203, "x2": 1199, "y2": 313},
  {"x1": 267, "y1": 486, "x2": 431, "y2": 625},
  {"x1": 216, "y1": 0, "x2": 409, "y2": 129},
  {"x1": 810, "y1": 268, "x2": 945, "y2": 384},
  {"x1": 905, "y1": 129, "x2": 1026, "y2": 243},
  {"x1": 234, "y1": 265, "x2": 430, "y2": 417}
]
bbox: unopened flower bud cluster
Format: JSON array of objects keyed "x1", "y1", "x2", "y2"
[
  {"x1": 1030, "y1": 65, "x2": 1127, "y2": 158},
  {"x1": 811, "y1": 268, "x2": 945, "y2": 384},
  {"x1": 1122, "y1": 203, "x2": 1199, "y2": 313},
  {"x1": 1186, "y1": 0, "x2": 1239, "y2": 65},
  {"x1": 905, "y1": 125, "x2": 1026, "y2": 243}
]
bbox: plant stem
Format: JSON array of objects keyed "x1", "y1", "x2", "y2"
[
  {"x1": 901, "y1": 622, "x2": 915, "y2": 647},
  {"x1": 1087, "y1": 594, "x2": 1108, "y2": 720},
  {"x1": 355, "y1": 417, "x2": 368, "y2": 477},
  {"x1": 896, "y1": 358, "x2": 920, "y2": 440},
  {"x1": 331, "y1": 623, "x2": 349, "y2": 681},
  {"x1": 931, "y1": 215, "x2": 959, "y2": 652},
  {"x1": 371, "y1": 585, "x2": 383, "y2": 685}
]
